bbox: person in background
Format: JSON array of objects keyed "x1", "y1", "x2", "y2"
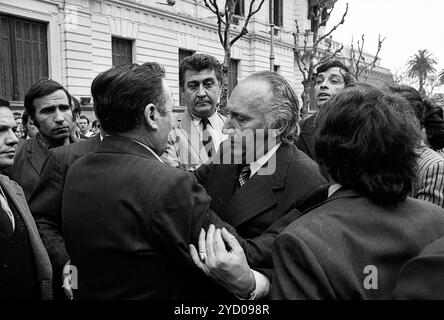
[
  {"x1": 21, "y1": 111, "x2": 39, "y2": 140},
  {"x1": 389, "y1": 84, "x2": 444, "y2": 208},
  {"x1": 297, "y1": 60, "x2": 355, "y2": 160},
  {"x1": 423, "y1": 98, "x2": 444, "y2": 156},
  {"x1": 78, "y1": 115, "x2": 92, "y2": 138},
  {"x1": 162, "y1": 53, "x2": 227, "y2": 170},
  {"x1": 10, "y1": 79, "x2": 77, "y2": 201}
]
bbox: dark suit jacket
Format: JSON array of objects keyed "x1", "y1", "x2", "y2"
[
  {"x1": 392, "y1": 236, "x2": 444, "y2": 299},
  {"x1": 271, "y1": 188, "x2": 444, "y2": 300},
  {"x1": 62, "y1": 136, "x2": 230, "y2": 299},
  {"x1": 10, "y1": 137, "x2": 50, "y2": 201},
  {"x1": 296, "y1": 113, "x2": 316, "y2": 160},
  {"x1": 0, "y1": 174, "x2": 53, "y2": 300},
  {"x1": 29, "y1": 135, "x2": 101, "y2": 289},
  {"x1": 194, "y1": 142, "x2": 326, "y2": 268}
]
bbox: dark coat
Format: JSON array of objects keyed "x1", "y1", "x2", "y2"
[
  {"x1": 296, "y1": 114, "x2": 317, "y2": 160},
  {"x1": 62, "y1": 136, "x2": 228, "y2": 299},
  {"x1": 10, "y1": 137, "x2": 50, "y2": 201},
  {"x1": 392, "y1": 236, "x2": 444, "y2": 299},
  {"x1": 0, "y1": 174, "x2": 53, "y2": 300},
  {"x1": 29, "y1": 135, "x2": 101, "y2": 292},
  {"x1": 194, "y1": 142, "x2": 326, "y2": 268},
  {"x1": 271, "y1": 188, "x2": 444, "y2": 300}
]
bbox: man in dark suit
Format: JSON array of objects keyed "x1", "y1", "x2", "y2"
[
  {"x1": 190, "y1": 71, "x2": 325, "y2": 298},
  {"x1": 0, "y1": 100, "x2": 52, "y2": 299},
  {"x1": 62, "y1": 62, "x2": 254, "y2": 299},
  {"x1": 193, "y1": 71, "x2": 326, "y2": 262},
  {"x1": 29, "y1": 133, "x2": 101, "y2": 299},
  {"x1": 191, "y1": 84, "x2": 444, "y2": 300},
  {"x1": 392, "y1": 236, "x2": 444, "y2": 299},
  {"x1": 297, "y1": 60, "x2": 354, "y2": 160},
  {"x1": 10, "y1": 80, "x2": 78, "y2": 200}
]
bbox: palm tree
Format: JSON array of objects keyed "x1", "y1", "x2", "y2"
[{"x1": 406, "y1": 49, "x2": 437, "y2": 95}]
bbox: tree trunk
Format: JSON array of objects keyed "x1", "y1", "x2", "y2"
[
  {"x1": 300, "y1": 80, "x2": 312, "y2": 119},
  {"x1": 219, "y1": 46, "x2": 231, "y2": 115}
]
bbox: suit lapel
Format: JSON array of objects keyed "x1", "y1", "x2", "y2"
[
  {"x1": 178, "y1": 111, "x2": 208, "y2": 164},
  {"x1": 221, "y1": 143, "x2": 292, "y2": 227},
  {"x1": 26, "y1": 138, "x2": 48, "y2": 176},
  {"x1": 208, "y1": 164, "x2": 240, "y2": 215}
]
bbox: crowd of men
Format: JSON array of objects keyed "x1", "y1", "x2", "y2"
[{"x1": 1, "y1": 53, "x2": 444, "y2": 300}]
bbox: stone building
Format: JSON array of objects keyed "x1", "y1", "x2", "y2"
[{"x1": 0, "y1": 0, "x2": 392, "y2": 117}]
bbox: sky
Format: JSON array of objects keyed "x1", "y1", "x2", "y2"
[{"x1": 327, "y1": 0, "x2": 444, "y2": 82}]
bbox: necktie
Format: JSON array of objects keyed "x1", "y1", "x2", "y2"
[
  {"x1": 238, "y1": 164, "x2": 251, "y2": 187},
  {"x1": 201, "y1": 118, "x2": 215, "y2": 157},
  {"x1": 0, "y1": 196, "x2": 13, "y2": 237}
]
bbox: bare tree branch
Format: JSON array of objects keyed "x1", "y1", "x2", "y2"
[
  {"x1": 231, "y1": 0, "x2": 266, "y2": 46},
  {"x1": 317, "y1": 2, "x2": 348, "y2": 44}
]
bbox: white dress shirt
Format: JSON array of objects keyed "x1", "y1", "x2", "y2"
[{"x1": 190, "y1": 111, "x2": 227, "y2": 154}]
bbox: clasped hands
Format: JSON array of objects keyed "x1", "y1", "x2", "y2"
[{"x1": 189, "y1": 224, "x2": 256, "y2": 299}]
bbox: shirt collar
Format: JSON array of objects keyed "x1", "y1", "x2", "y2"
[
  {"x1": 328, "y1": 183, "x2": 342, "y2": 198},
  {"x1": 130, "y1": 139, "x2": 164, "y2": 163},
  {"x1": 249, "y1": 142, "x2": 282, "y2": 178},
  {"x1": 190, "y1": 110, "x2": 219, "y2": 129}
]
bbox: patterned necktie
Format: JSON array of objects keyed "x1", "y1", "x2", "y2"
[
  {"x1": 238, "y1": 164, "x2": 251, "y2": 187},
  {"x1": 201, "y1": 118, "x2": 215, "y2": 157}
]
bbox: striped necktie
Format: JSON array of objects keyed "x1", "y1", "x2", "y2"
[{"x1": 201, "y1": 118, "x2": 215, "y2": 157}]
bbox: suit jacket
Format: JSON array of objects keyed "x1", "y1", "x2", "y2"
[
  {"x1": 29, "y1": 135, "x2": 101, "y2": 290},
  {"x1": 194, "y1": 142, "x2": 326, "y2": 268},
  {"x1": 296, "y1": 113, "x2": 317, "y2": 160},
  {"x1": 392, "y1": 236, "x2": 444, "y2": 299},
  {"x1": 271, "y1": 188, "x2": 444, "y2": 300},
  {"x1": 0, "y1": 174, "x2": 53, "y2": 300},
  {"x1": 62, "y1": 136, "x2": 232, "y2": 299},
  {"x1": 162, "y1": 110, "x2": 227, "y2": 170},
  {"x1": 10, "y1": 137, "x2": 50, "y2": 201}
]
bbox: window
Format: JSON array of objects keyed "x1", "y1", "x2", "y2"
[
  {"x1": 112, "y1": 37, "x2": 133, "y2": 67},
  {"x1": 0, "y1": 14, "x2": 48, "y2": 101},
  {"x1": 234, "y1": 0, "x2": 245, "y2": 16},
  {"x1": 228, "y1": 59, "x2": 239, "y2": 96},
  {"x1": 178, "y1": 49, "x2": 195, "y2": 107},
  {"x1": 308, "y1": 3, "x2": 328, "y2": 32},
  {"x1": 273, "y1": 0, "x2": 283, "y2": 27},
  {"x1": 274, "y1": 65, "x2": 280, "y2": 73}
]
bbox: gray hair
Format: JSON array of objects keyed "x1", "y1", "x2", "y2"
[{"x1": 245, "y1": 71, "x2": 300, "y2": 143}]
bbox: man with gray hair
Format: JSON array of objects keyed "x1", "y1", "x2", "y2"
[{"x1": 192, "y1": 71, "x2": 326, "y2": 298}]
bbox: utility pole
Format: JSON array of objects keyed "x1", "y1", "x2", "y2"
[{"x1": 269, "y1": 0, "x2": 275, "y2": 71}]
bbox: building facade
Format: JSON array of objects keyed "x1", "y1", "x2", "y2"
[{"x1": 0, "y1": 0, "x2": 392, "y2": 116}]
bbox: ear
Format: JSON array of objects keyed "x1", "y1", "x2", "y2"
[{"x1": 144, "y1": 104, "x2": 159, "y2": 130}]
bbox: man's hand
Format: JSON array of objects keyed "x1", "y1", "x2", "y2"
[
  {"x1": 62, "y1": 260, "x2": 74, "y2": 300},
  {"x1": 189, "y1": 224, "x2": 255, "y2": 298}
]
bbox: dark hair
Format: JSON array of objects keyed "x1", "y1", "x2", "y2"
[
  {"x1": 179, "y1": 53, "x2": 222, "y2": 88},
  {"x1": 424, "y1": 98, "x2": 444, "y2": 150},
  {"x1": 92, "y1": 119, "x2": 100, "y2": 129},
  {"x1": 92, "y1": 62, "x2": 166, "y2": 134},
  {"x1": 22, "y1": 110, "x2": 29, "y2": 125},
  {"x1": 79, "y1": 115, "x2": 90, "y2": 124},
  {"x1": 315, "y1": 60, "x2": 355, "y2": 85},
  {"x1": 0, "y1": 97, "x2": 10, "y2": 107},
  {"x1": 315, "y1": 84, "x2": 420, "y2": 206},
  {"x1": 24, "y1": 79, "x2": 72, "y2": 121},
  {"x1": 13, "y1": 112, "x2": 21, "y2": 119},
  {"x1": 245, "y1": 71, "x2": 300, "y2": 143},
  {"x1": 388, "y1": 84, "x2": 425, "y2": 129}
]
